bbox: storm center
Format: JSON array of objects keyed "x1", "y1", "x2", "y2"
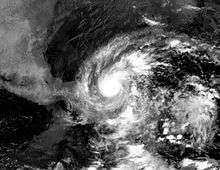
[{"x1": 98, "y1": 72, "x2": 124, "y2": 97}]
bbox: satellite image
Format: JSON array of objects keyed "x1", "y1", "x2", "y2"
[{"x1": 0, "y1": 0, "x2": 219, "y2": 169}]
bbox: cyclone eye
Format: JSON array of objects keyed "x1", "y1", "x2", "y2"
[
  {"x1": 98, "y1": 71, "x2": 126, "y2": 97},
  {"x1": 98, "y1": 75, "x2": 122, "y2": 97}
]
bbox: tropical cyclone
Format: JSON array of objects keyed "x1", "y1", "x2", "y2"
[{"x1": 69, "y1": 28, "x2": 219, "y2": 169}]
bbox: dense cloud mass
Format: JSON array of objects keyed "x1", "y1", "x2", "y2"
[{"x1": 0, "y1": 0, "x2": 219, "y2": 170}]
